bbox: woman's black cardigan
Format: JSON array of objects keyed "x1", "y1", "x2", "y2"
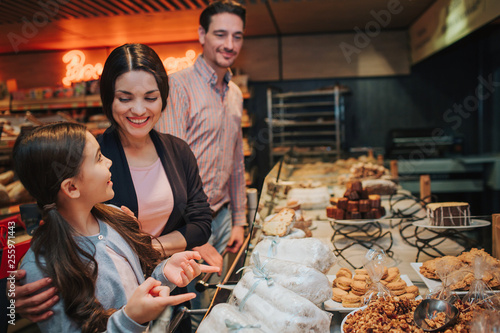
[{"x1": 98, "y1": 127, "x2": 212, "y2": 249}]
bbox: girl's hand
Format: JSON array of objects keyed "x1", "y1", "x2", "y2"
[
  {"x1": 163, "y1": 251, "x2": 220, "y2": 287},
  {"x1": 124, "y1": 277, "x2": 195, "y2": 324}
]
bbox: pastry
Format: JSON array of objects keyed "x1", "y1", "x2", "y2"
[
  {"x1": 405, "y1": 285, "x2": 419, "y2": 297},
  {"x1": 349, "y1": 180, "x2": 363, "y2": 192},
  {"x1": 351, "y1": 211, "x2": 362, "y2": 219},
  {"x1": 331, "y1": 287, "x2": 348, "y2": 303},
  {"x1": 381, "y1": 266, "x2": 388, "y2": 280},
  {"x1": 337, "y1": 197, "x2": 348, "y2": 210},
  {"x1": 369, "y1": 194, "x2": 381, "y2": 208},
  {"x1": 341, "y1": 293, "x2": 362, "y2": 308},
  {"x1": 387, "y1": 267, "x2": 399, "y2": 276},
  {"x1": 399, "y1": 292, "x2": 416, "y2": 300},
  {"x1": 335, "y1": 276, "x2": 353, "y2": 291},
  {"x1": 344, "y1": 189, "x2": 359, "y2": 201},
  {"x1": 351, "y1": 281, "x2": 369, "y2": 296},
  {"x1": 359, "y1": 199, "x2": 370, "y2": 212},
  {"x1": 386, "y1": 280, "x2": 407, "y2": 295},
  {"x1": 336, "y1": 267, "x2": 352, "y2": 279},
  {"x1": 426, "y1": 202, "x2": 470, "y2": 226},
  {"x1": 326, "y1": 205, "x2": 336, "y2": 218},
  {"x1": 355, "y1": 269, "x2": 368, "y2": 275},
  {"x1": 262, "y1": 208, "x2": 295, "y2": 237},
  {"x1": 353, "y1": 274, "x2": 370, "y2": 282},
  {"x1": 347, "y1": 200, "x2": 359, "y2": 212}
]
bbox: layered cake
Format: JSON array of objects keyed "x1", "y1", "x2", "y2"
[{"x1": 426, "y1": 202, "x2": 470, "y2": 226}]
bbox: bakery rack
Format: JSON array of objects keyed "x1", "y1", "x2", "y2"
[{"x1": 266, "y1": 85, "x2": 349, "y2": 168}]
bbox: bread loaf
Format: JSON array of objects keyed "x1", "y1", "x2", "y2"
[{"x1": 262, "y1": 208, "x2": 295, "y2": 237}]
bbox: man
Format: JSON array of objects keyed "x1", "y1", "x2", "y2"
[
  {"x1": 156, "y1": 0, "x2": 247, "y2": 267},
  {"x1": 155, "y1": 0, "x2": 247, "y2": 329}
]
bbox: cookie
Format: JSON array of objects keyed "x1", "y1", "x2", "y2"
[
  {"x1": 391, "y1": 288, "x2": 406, "y2": 296},
  {"x1": 336, "y1": 267, "x2": 352, "y2": 279},
  {"x1": 342, "y1": 293, "x2": 362, "y2": 308},
  {"x1": 355, "y1": 268, "x2": 368, "y2": 275},
  {"x1": 405, "y1": 285, "x2": 419, "y2": 297},
  {"x1": 351, "y1": 281, "x2": 368, "y2": 296},
  {"x1": 386, "y1": 280, "x2": 406, "y2": 291},
  {"x1": 353, "y1": 274, "x2": 370, "y2": 282},
  {"x1": 388, "y1": 267, "x2": 399, "y2": 275},
  {"x1": 332, "y1": 287, "x2": 348, "y2": 303},
  {"x1": 384, "y1": 271, "x2": 400, "y2": 283},
  {"x1": 335, "y1": 276, "x2": 353, "y2": 291},
  {"x1": 399, "y1": 292, "x2": 416, "y2": 300},
  {"x1": 381, "y1": 266, "x2": 389, "y2": 280}
]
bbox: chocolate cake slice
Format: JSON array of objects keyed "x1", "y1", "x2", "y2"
[{"x1": 426, "y1": 202, "x2": 470, "y2": 226}]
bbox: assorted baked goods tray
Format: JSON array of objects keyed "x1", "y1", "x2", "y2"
[
  {"x1": 324, "y1": 274, "x2": 419, "y2": 313},
  {"x1": 410, "y1": 262, "x2": 500, "y2": 295},
  {"x1": 412, "y1": 218, "x2": 490, "y2": 229}
]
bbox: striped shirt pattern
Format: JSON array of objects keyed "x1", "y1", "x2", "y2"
[{"x1": 156, "y1": 55, "x2": 247, "y2": 227}]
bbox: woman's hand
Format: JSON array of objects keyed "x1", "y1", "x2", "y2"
[
  {"x1": 124, "y1": 277, "x2": 195, "y2": 325},
  {"x1": 120, "y1": 205, "x2": 135, "y2": 218},
  {"x1": 163, "y1": 251, "x2": 220, "y2": 287},
  {"x1": 192, "y1": 243, "x2": 223, "y2": 276},
  {"x1": 7, "y1": 270, "x2": 59, "y2": 322}
]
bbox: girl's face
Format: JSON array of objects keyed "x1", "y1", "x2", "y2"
[
  {"x1": 73, "y1": 132, "x2": 114, "y2": 205},
  {"x1": 112, "y1": 70, "x2": 163, "y2": 141}
]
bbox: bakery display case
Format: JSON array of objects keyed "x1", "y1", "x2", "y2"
[
  {"x1": 191, "y1": 154, "x2": 498, "y2": 333},
  {"x1": 266, "y1": 85, "x2": 349, "y2": 168}
]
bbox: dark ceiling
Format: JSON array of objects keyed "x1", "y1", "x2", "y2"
[{"x1": 0, "y1": 0, "x2": 436, "y2": 54}]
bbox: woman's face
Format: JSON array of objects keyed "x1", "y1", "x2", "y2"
[{"x1": 112, "y1": 70, "x2": 163, "y2": 140}]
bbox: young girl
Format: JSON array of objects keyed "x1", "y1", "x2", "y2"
[{"x1": 14, "y1": 122, "x2": 218, "y2": 333}]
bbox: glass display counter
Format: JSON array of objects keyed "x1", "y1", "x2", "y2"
[{"x1": 162, "y1": 153, "x2": 494, "y2": 333}]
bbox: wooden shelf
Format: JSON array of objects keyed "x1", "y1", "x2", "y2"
[{"x1": 0, "y1": 95, "x2": 102, "y2": 112}]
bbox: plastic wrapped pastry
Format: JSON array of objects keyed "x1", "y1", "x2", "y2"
[
  {"x1": 197, "y1": 303, "x2": 264, "y2": 333},
  {"x1": 230, "y1": 271, "x2": 332, "y2": 332},
  {"x1": 253, "y1": 255, "x2": 332, "y2": 306},
  {"x1": 251, "y1": 237, "x2": 336, "y2": 274}
]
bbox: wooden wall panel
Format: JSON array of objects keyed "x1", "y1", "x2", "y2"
[
  {"x1": 281, "y1": 31, "x2": 410, "y2": 80},
  {"x1": 233, "y1": 37, "x2": 280, "y2": 81}
]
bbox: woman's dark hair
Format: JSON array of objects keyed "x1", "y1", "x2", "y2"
[
  {"x1": 100, "y1": 43, "x2": 169, "y2": 128},
  {"x1": 199, "y1": 0, "x2": 246, "y2": 32},
  {"x1": 13, "y1": 122, "x2": 162, "y2": 333}
]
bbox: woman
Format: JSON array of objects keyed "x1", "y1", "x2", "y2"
[{"x1": 97, "y1": 43, "x2": 212, "y2": 255}]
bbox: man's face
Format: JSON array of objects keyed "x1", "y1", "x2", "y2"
[{"x1": 199, "y1": 12, "x2": 244, "y2": 71}]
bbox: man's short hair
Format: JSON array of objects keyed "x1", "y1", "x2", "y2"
[{"x1": 199, "y1": 0, "x2": 246, "y2": 31}]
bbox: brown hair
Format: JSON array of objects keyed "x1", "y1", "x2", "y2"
[
  {"x1": 199, "y1": 0, "x2": 246, "y2": 32},
  {"x1": 13, "y1": 122, "x2": 162, "y2": 333}
]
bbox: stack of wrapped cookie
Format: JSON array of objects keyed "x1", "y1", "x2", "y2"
[
  {"x1": 326, "y1": 180, "x2": 386, "y2": 220},
  {"x1": 331, "y1": 266, "x2": 420, "y2": 308}
]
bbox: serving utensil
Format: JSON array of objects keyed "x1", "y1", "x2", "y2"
[{"x1": 414, "y1": 299, "x2": 459, "y2": 332}]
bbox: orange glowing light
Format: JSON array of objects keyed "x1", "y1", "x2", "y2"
[
  {"x1": 62, "y1": 50, "x2": 103, "y2": 87},
  {"x1": 163, "y1": 50, "x2": 197, "y2": 74}
]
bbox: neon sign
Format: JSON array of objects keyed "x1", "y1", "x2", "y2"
[
  {"x1": 163, "y1": 50, "x2": 196, "y2": 74},
  {"x1": 61, "y1": 49, "x2": 197, "y2": 86},
  {"x1": 62, "y1": 50, "x2": 103, "y2": 87}
]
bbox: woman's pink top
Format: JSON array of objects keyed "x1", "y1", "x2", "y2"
[{"x1": 129, "y1": 158, "x2": 174, "y2": 237}]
